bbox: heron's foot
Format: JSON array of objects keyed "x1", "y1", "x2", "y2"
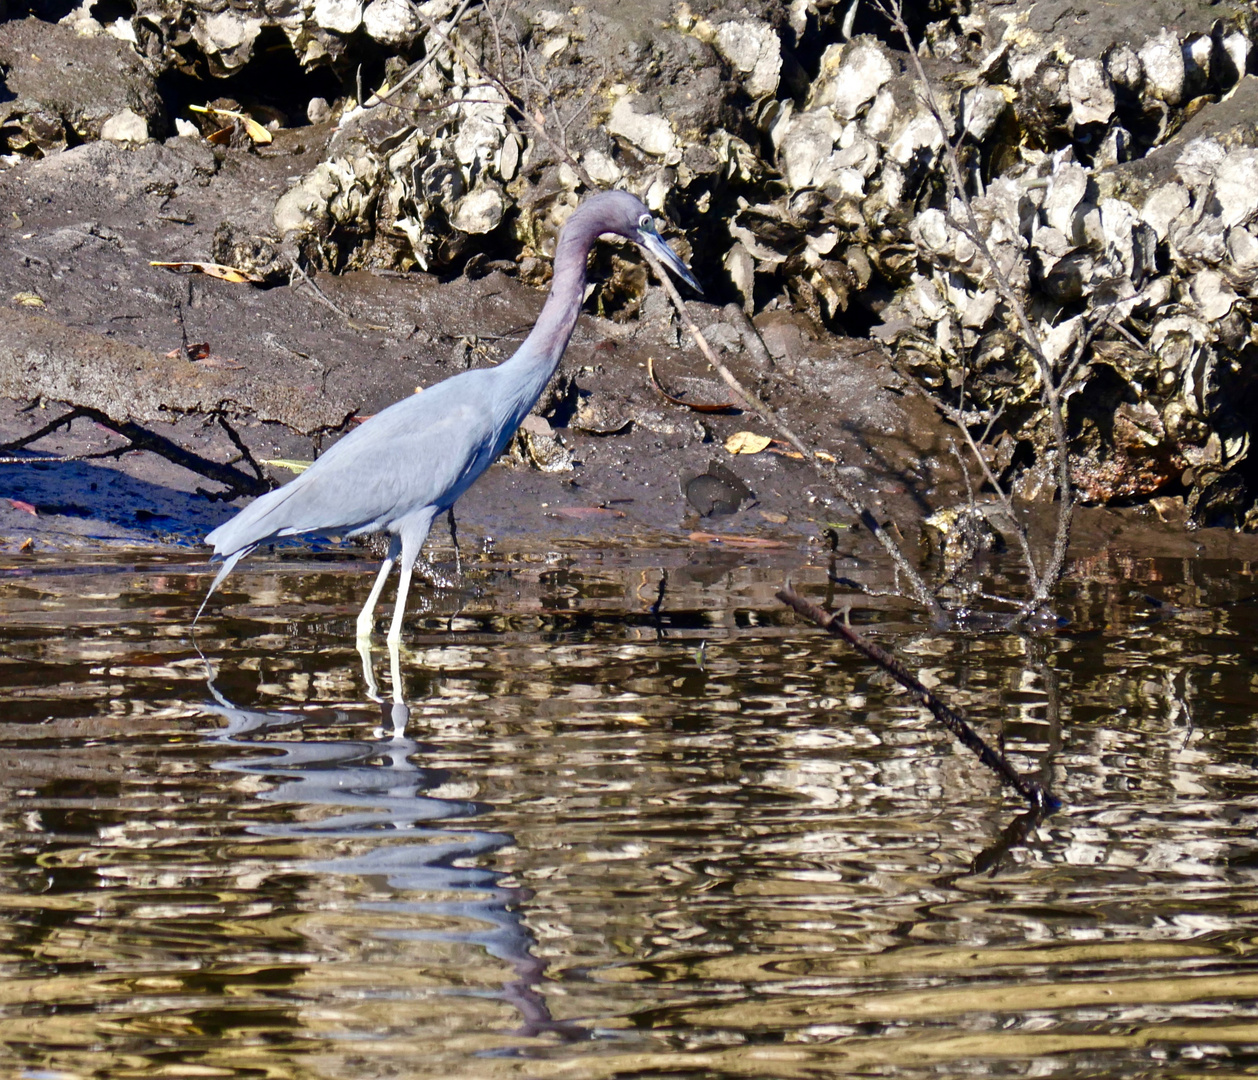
[{"x1": 358, "y1": 637, "x2": 382, "y2": 703}]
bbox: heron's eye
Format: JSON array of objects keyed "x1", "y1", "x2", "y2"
[{"x1": 638, "y1": 213, "x2": 654, "y2": 232}]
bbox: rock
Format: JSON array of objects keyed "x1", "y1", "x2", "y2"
[
  {"x1": 100, "y1": 108, "x2": 149, "y2": 143},
  {"x1": 0, "y1": 17, "x2": 165, "y2": 154},
  {"x1": 712, "y1": 18, "x2": 782, "y2": 99},
  {"x1": 809, "y1": 39, "x2": 895, "y2": 120},
  {"x1": 1067, "y1": 58, "x2": 1114, "y2": 126},
  {"x1": 1138, "y1": 27, "x2": 1186, "y2": 105},
  {"x1": 190, "y1": 10, "x2": 263, "y2": 75},
  {"x1": 314, "y1": 0, "x2": 363, "y2": 35},
  {"x1": 607, "y1": 94, "x2": 677, "y2": 158},
  {"x1": 362, "y1": 0, "x2": 419, "y2": 44},
  {"x1": 307, "y1": 97, "x2": 332, "y2": 125},
  {"x1": 451, "y1": 184, "x2": 506, "y2": 234}
]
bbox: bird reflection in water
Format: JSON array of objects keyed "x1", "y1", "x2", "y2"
[{"x1": 200, "y1": 658, "x2": 588, "y2": 1042}]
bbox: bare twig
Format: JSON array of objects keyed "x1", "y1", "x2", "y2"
[
  {"x1": 874, "y1": 0, "x2": 1076, "y2": 623},
  {"x1": 640, "y1": 247, "x2": 946, "y2": 622},
  {"x1": 411, "y1": 0, "x2": 599, "y2": 190},
  {"x1": 288, "y1": 257, "x2": 354, "y2": 322},
  {"x1": 356, "y1": 0, "x2": 477, "y2": 113}
]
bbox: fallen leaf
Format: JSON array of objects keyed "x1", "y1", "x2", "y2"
[
  {"x1": 688, "y1": 531, "x2": 790, "y2": 549},
  {"x1": 259, "y1": 458, "x2": 313, "y2": 474},
  {"x1": 11, "y1": 292, "x2": 43, "y2": 306},
  {"x1": 550, "y1": 506, "x2": 626, "y2": 518},
  {"x1": 195, "y1": 355, "x2": 244, "y2": 370},
  {"x1": 648, "y1": 357, "x2": 741, "y2": 412},
  {"x1": 816, "y1": 450, "x2": 837, "y2": 463},
  {"x1": 725, "y1": 431, "x2": 772, "y2": 455},
  {"x1": 18, "y1": 537, "x2": 33, "y2": 551},
  {"x1": 759, "y1": 510, "x2": 788, "y2": 524},
  {"x1": 165, "y1": 342, "x2": 211, "y2": 360},
  {"x1": 188, "y1": 103, "x2": 273, "y2": 144},
  {"x1": 7, "y1": 499, "x2": 38, "y2": 516},
  {"x1": 150, "y1": 261, "x2": 263, "y2": 284}
]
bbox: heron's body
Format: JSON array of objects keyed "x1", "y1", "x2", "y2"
[{"x1": 201, "y1": 191, "x2": 699, "y2": 642}]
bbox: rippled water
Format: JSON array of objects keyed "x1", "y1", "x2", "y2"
[{"x1": 0, "y1": 544, "x2": 1256, "y2": 1078}]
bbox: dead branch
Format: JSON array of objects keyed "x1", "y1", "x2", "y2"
[
  {"x1": 873, "y1": 0, "x2": 1075, "y2": 624},
  {"x1": 777, "y1": 583, "x2": 1057, "y2": 811},
  {"x1": 641, "y1": 247, "x2": 947, "y2": 624}
]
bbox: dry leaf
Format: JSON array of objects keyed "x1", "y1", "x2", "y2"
[
  {"x1": 166, "y1": 342, "x2": 211, "y2": 360},
  {"x1": 549, "y1": 506, "x2": 626, "y2": 518},
  {"x1": 725, "y1": 431, "x2": 773, "y2": 455},
  {"x1": 648, "y1": 357, "x2": 740, "y2": 412},
  {"x1": 7, "y1": 499, "x2": 38, "y2": 516},
  {"x1": 259, "y1": 458, "x2": 313, "y2": 474},
  {"x1": 188, "y1": 103, "x2": 273, "y2": 144},
  {"x1": 688, "y1": 531, "x2": 790, "y2": 548},
  {"x1": 11, "y1": 292, "x2": 43, "y2": 306},
  {"x1": 759, "y1": 510, "x2": 788, "y2": 524},
  {"x1": 150, "y1": 261, "x2": 263, "y2": 284}
]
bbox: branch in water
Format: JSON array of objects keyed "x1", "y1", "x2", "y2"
[{"x1": 776, "y1": 583, "x2": 1059, "y2": 813}]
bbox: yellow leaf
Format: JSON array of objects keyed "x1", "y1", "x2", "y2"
[
  {"x1": 188, "y1": 103, "x2": 274, "y2": 144},
  {"x1": 725, "y1": 431, "x2": 772, "y2": 455},
  {"x1": 259, "y1": 458, "x2": 313, "y2": 474},
  {"x1": 149, "y1": 261, "x2": 263, "y2": 283},
  {"x1": 816, "y1": 450, "x2": 837, "y2": 463},
  {"x1": 11, "y1": 292, "x2": 44, "y2": 306}
]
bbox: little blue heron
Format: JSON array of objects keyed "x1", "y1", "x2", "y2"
[{"x1": 199, "y1": 190, "x2": 700, "y2": 643}]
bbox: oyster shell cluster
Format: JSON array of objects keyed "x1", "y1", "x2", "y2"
[{"x1": 4, "y1": 0, "x2": 1257, "y2": 523}]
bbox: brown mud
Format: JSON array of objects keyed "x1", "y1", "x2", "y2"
[
  {"x1": 0, "y1": 135, "x2": 942, "y2": 554},
  {"x1": 4, "y1": 1, "x2": 1258, "y2": 580},
  {"x1": 3, "y1": 134, "x2": 1258, "y2": 575}
]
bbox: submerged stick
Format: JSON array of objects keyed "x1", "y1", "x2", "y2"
[{"x1": 776, "y1": 584, "x2": 1058, "y2": 812}]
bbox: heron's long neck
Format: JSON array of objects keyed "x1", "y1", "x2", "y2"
[{"x1": 495, "y1": 216, "x2": 601, "y2": 424}]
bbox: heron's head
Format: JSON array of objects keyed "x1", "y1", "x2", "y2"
[{"x1": 582, "y1": 190, "x2": 702, "y2": 293}]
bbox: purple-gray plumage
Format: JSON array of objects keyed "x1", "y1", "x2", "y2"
[{"x1": 199, "y1": 190, "x2": 700, "y2": 643}]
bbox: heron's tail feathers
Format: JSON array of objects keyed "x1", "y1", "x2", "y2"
[{"x1": 193, "y1": 545, "x2": 255, "y2": 628}]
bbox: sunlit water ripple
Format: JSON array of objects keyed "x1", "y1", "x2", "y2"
[{"x1": 0, "y1": 546, "x2": 1255, "y2": 1078}]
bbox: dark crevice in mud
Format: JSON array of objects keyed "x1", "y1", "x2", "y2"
[
  {"x1": 157, "y1": 29, "x2": 346, "y2": 133},
  {"x1": 89, "y1": 0, "x2": 134, "y2": 26},
  {"x1": 5, "y1": 0, "x2": 81, "y2": 21}
]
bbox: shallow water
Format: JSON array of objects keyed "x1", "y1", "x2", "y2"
[{"x1": 0, "y1": 545, "x2": 1256, "y2": 1079}]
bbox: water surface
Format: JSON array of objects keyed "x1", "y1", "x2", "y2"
[{"x1": 0, "y1": 546, "x2": 1256, "y2": 1078}]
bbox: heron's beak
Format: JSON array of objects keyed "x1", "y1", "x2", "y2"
[{"x1": 639, "y1": 230, "x2": 703, "y2": 294}]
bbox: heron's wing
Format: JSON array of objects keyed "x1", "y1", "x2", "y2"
[{"x1": 206, "y1": 379, "x2": 498, "y2": 557}]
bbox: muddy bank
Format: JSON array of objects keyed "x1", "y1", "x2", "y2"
[
  {"x1": 3, "y1": 0, "x2": 1258, "y2": 570},
  {"x1": 0, "y1": 137, "x2": 946, "y2": 557}
]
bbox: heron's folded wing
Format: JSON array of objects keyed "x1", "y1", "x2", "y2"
[{"x1": 206, "y1": 387, "x2": 493, "y2": 555}]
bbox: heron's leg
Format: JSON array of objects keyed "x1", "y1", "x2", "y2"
[
  {"x1": 387, "y1": 636, "x2": 404, "y2": 705},
  {"x1": 357, "y1": 536, "x2": 402, "y2": 639},
  {"x1": 358, "y1": 636, "x2": 382, "y2": 702},
  {"x1": 386, "y1": 529, "x2": 426, "y2": 646},
  {"x1": 447, "y1": 507, "x2": 462, "y2": 577}
]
